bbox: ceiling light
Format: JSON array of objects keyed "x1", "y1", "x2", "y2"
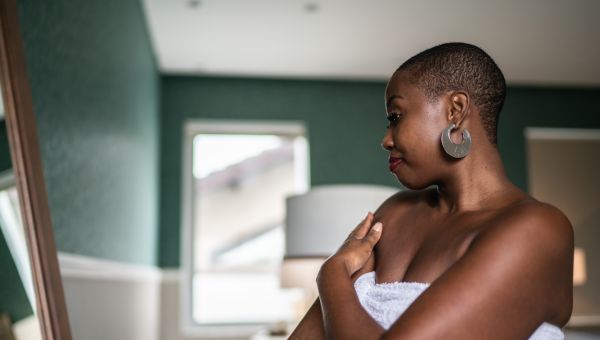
[
  {"x1": 304, "y1": 2, "x2": 319, "y2": 13},
  {"x1": 187, "y1": 0, "x2": 201, "y2": 9}
]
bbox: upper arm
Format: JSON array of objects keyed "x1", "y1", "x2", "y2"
[
  {"x1": 383, "y1": 202, "x2": 574, "y2": 340},
  {"x1": 288, "y1": 298, "x2": 326, "y2": 340}
]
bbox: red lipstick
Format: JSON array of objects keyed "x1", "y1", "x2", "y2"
[{"x1": 388, "y1": 156, "x2": 403, "y2": 171}]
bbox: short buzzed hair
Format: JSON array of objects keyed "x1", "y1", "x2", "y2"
[{"x1": 397, "y1": 42, "x2": 506, "y2": 145}]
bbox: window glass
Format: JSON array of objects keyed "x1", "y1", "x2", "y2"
[{"x1": 191, "y1": 133, "x2": 307, "y2": 325}]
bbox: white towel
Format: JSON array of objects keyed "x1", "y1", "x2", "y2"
[{"x1": 354, "y1": 271, "x2": 564, "y2": 339}]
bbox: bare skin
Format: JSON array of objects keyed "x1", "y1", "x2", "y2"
[{"x1": 288, "y1": 70, "x2": 574, "y2": 340}]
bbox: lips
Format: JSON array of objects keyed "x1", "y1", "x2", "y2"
[{"x1": 388, "y1": 156, "x2": 403, "y2": 171}]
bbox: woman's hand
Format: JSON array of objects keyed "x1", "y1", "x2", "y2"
[
  {"x1": 323, "y1": 212, "x2": 383, "y2": 277},
  {"x1": 315, "y1": 212, "x2": 386, "y2": 340}
]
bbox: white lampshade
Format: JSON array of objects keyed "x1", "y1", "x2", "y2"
[
  {"x1": 284, "y1": 184, "x2": 399, "y2": 258},
  {"x1": 281, "y1": 184, "x2": 399, "y2": 317}
]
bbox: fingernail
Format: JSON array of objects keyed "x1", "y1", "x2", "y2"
[{"x1": 373, "y1": 222, "x2": 382, "y2": 232}]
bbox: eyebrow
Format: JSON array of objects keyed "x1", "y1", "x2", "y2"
[{"x1": 386, "y1": 94, "x2": 404, "y2": 110}]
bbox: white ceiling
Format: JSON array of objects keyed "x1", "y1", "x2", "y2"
[{"x1": 142, "y1": 0, "x2": 600, "y2": 85}]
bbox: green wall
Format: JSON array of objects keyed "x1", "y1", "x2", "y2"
[
  {"x1": 159, "y1": 75, "x2": 600, "y2": 267},
  {"x1": 0, "y1": 0, "x2": 159, "y2": 322},
  {"x1": 16, "y1": 0, "x2": 160, "y2": 265},
  {"x1": 0, "y1": 122, "x2": 11, "y2": 172}
]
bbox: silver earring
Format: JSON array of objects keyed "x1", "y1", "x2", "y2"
[{"x1": 441, "y1": 123, "x2": 471, "y2": 158}]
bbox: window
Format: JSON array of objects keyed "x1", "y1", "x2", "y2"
[{"x1": 181, "y1": 120, "x2": 309, "y2": 336}]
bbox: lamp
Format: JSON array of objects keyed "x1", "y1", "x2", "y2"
[{"x1": 281, "y1": 184, "x2": 399, "y2": 314}]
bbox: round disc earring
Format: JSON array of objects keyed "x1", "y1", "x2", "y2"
[{"x1": 441, "y1": 123, "x2": 472, "y2": 158}]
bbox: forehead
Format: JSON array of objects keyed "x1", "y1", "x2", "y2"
[{"x1": 385, "y1": 70, "x2": 426, "y2": 108}]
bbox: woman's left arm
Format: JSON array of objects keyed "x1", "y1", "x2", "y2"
[
  {"x1": 381, "y1": 202, "x2": 574, "y2": 339},
  {"x1": 317, "y1": 212, "x2": 386, "y2": 340}
]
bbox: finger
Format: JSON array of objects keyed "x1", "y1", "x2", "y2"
[
  {"x1": 352, "y1": 212, "x2": 374, "y2": 239},
  {"x1": 363, "y1": 222, "x2": 383, "y2": 248}
]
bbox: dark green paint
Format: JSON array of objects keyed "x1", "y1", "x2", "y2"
[
  {"x1": 0, "y1": 122, "x2": 11, "y2": 172},
  {"x1": 16, "y1": 0, "x2": 160, "y2": 265}
]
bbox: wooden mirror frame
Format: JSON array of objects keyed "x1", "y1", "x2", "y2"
[{"x1": 0, "y1": 0, "x2": 72, "y2": 339}]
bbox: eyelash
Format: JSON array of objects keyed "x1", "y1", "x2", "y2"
[{"x1": 386, "y1": 112, "x2": 403, "y2": 128}]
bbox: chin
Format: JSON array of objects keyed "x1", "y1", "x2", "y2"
[{"x1": 393, "y1": 173, "x2": 431, "y2": 191}]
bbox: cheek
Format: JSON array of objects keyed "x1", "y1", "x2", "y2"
[
  {"x1": 423, "y1": 105, "x2": 447, "y2": 138},
  {"x1": 400, "y1": 117, "x2": 444, "y2": 159},
  {"x1": 419, "y1": 109, "x2": 447, "y2": 153}
]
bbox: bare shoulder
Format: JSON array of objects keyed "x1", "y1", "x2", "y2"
[
  {"x1": 474, "y1": 199, "x2": 574, "y2": 279},
  {"x1": 477, "y1": 199, "x2": 573, "y2": 253},
  {"x1": 471, "y1": 199, "x2": 574, "y2": 324}
]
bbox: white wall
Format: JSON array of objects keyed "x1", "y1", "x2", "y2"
[
  {"x1": 58, "y1": 253, "x2": 256, "y2": 340},
  {"x1": 59, "y1": 254, "x2": 161, "y2": 340}
]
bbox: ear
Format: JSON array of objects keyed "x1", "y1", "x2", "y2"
[{"x1": 446, "y1": 90, "x2": 470, "y2": 127}]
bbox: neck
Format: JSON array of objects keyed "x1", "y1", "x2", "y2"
[{"x1": 434, "y1": 146, "x2": 519, "y2": 214}]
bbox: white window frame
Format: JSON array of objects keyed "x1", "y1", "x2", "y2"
[{"x1": 180, "y1": 119, "x2": 310, "y2": 337}]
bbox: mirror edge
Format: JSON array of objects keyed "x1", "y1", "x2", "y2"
[{"x1": 0, "y1": 0, "x2": 72, "y2": 339}]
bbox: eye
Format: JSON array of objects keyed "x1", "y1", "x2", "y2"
[{"x1": 386, "y1": 112, "x2": 402, "y2": 127}]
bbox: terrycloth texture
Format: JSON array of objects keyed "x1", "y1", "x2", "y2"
[{"x1": 354, "y1": 271, "x2": 564, "y2": 340}]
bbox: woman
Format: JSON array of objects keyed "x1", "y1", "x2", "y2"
[{"x1": 289, "y1": 43, "x2": 573, "y2": 339}]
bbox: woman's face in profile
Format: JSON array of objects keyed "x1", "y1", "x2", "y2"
[{"x1": 382, "y1": 70, "x2": 449, "y2": 189}]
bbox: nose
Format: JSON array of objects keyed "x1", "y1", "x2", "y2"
[{"x1": 381, "y1": 129, "x2": 394, "y2": 151}]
